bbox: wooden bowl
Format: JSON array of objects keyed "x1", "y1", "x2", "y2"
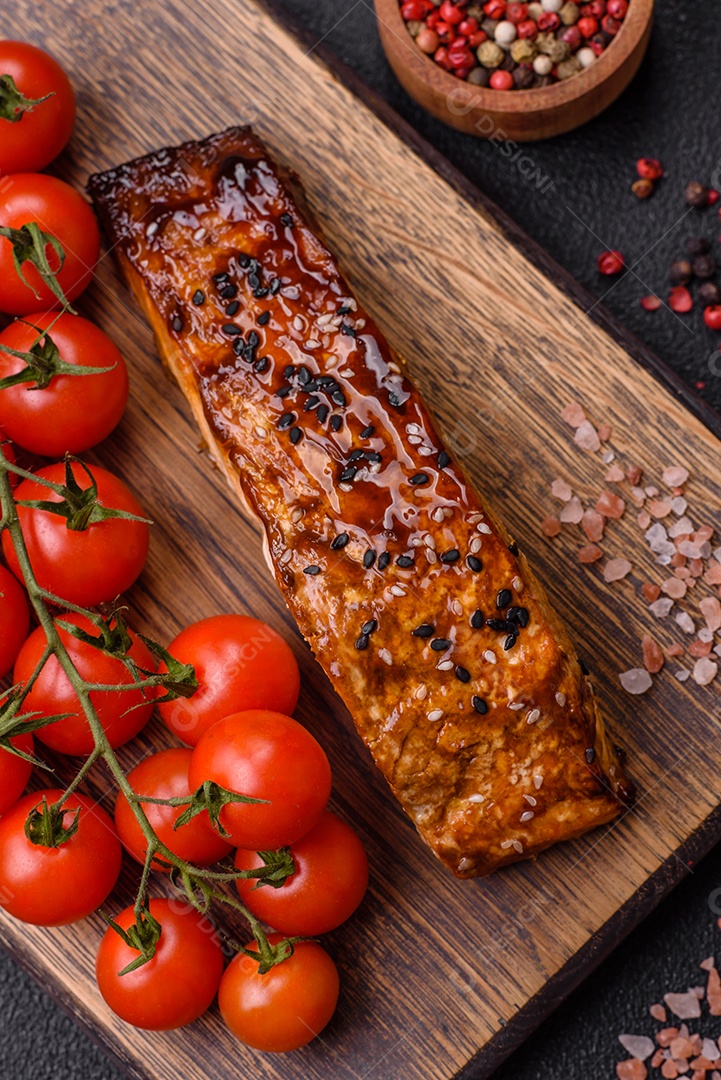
[{"x1": 374, "y1": 0, "x2": 654, "y2": 141}]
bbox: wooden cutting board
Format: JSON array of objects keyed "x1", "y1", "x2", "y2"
[{"x1": 3, "y1": 2, "x2": 721, "y2": 1078}]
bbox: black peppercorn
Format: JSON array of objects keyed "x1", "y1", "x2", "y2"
[
  {"x1": 467, "y1": 66, "x2": 490, "y2": 87},
  {"x1": 513, "y1": 64, "x2": 534, "y2": 88},
  {"x1": 499, "y1": 52, "x2": 517, "y2": 72},
  {"x1": 669, "y1": 259, "x2": 693, "y2": 286},
  {"x1": 698, "y1": 281, "x2": 721, "y2": 305},
  {"x1": 685, "y1": 180, "x2": 709, "y2": 208},
  {"x1": 631, "y1": 178, "x2": 654, "y2": 200},
  {"x1": 693, "y1": 254, "x2": 717, "y2": 280},
  {"x1": 687, "y1": 237, "x2": 711, "y2": 258}
]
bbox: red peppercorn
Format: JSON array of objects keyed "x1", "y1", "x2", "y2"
[
  {"x1": 506, "y1": 2, "x2": 528, "y2": 23},
  {"x1": 596, "y1": 250, "x2": 624, "y2": 275},
  {"x1": 517, "y1": 18, "x2": 538, "y2": 38},
  {"x1": 559, "y1": 25, "x2": 582, "y2": 50},
  {"x1": 489, "y1": 69, "x2": 514, "y2": 90},
  {"x1": 433, "y1": 44, "x2": 454, "y2": 70},
  {"x1": 426, "y1": 9, "x2": 442, "y2": 27},
  {"x1": 468, "y1": 29, "x2": 488, "y2": 46},
  {"x1": 458, "y1": 16, "x2": 479, "y2": 34},
  {"x1": 537, "y1": 12, "x2": 560, "y2": 30},
  {"x1": 440, "y1": 1, "x2": 465, "y2": 25},
  {"x1": 401, "y1": 0, "x2": 426, "y2": 20},
  {"x1": 640, "y1": 295, "x2": 661, "y2": 312},
  {"x1": 435, "y1": 19, "x2": 454, "y2": 41},
  {"x1": 453, "y1": 64, "x2": 473, "y2": 78},
  {"x1": 636, "y1": 158, "x2": 663, "y2": 181},
  {"x1": 606, "y1": 0, "x2": 627, "y2": 15},
  {"x1": 416, "y1": 27, "x2": 440, "y2": 52},
  {"x1": 668, "y1": 286, "x2": 693, "y2": 314},
  {"x1": 589, "y1": 39, "x2": 604, "y2": 56},
  {"x1": 704, "y1": 305, "x2": 721, "y2": 330},
  {"x1": 582, "y1": 0, "x2": 605, "y2": 14},
  {"x1": 577, "y1": 16, "x2": 598, "y2": 36},
  {"x1": 483, "y1": 0, "x2": 506, "y2": 18},
  {"x1": 707, "y1": 190, "x2": 720, "y2": 206},
  {"x1": 601, "y1": 14, "x2": 622, "y2": 33},
  {"x1": 449, "y1": 44, "x2": 474, "y2": 67}
]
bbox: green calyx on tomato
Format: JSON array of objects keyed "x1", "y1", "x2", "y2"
[
  {"x1": 0, "y1": 685, "x2": 70, "y2": 762},
  {"x1": 0, "y1": 323, "x2": 117, "y2": 391},
  {"x1": 105, "y1": 901, "x2": 163, "y2": 975},
  {"x1": 135, "y1": 635, "x2": 198, "y2": 704},
  {"x1": 242, "y1": 934, "x2": 297, "y2": 977},
  {"x1": 57, "y1": 605, "x2": 135, "y2": 660},
  {"x1": 17, "y1": 455, "x2": 152, "y2": 533},
  {"x1": 239, "y1": 847, "x2": 297, "y2": 891},
  {"x1": 174, "y1": 779, "x2": 269, "y2": 839},
  {"x1": 0, "y1": 220, "x2": 71, "y2": 309},
  {"x1": 24, "y1": 794, "x2": 79, "y2": 848},
  {"x1": 0, "y1": 73, "x2": 53, "y2": 122}
]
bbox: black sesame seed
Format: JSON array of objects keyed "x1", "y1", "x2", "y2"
[
  {"x1": 437, "y1": 451, "x2": 450, "y2": 469},
  {"x1": 585, "y1": 747, "x2": 596, "y2": 764},
  {"x1": 238, "y1": 254, "x2": 250, "y2": 268},
  {"x1": 220, "y1": 283, "x2": 238, "y2": 300},
  {"x1": 377, "y1": 552, "x2": 390, "y2": 570},
  {"x1": 365, "y1": 452, "x2": 382, "y2": 463},
  {"x1": 278, "y1": 413, "x2": 295, "y2": 430},
  {"x1": 316, "y1": 404, "x2": 329, "y2": 423},
  {"x1": 396, "y1": 555, "x2": 414, "y2": 568},
  {"x1": 225, "y1": 301, "x2": 240, "y2": 317},
  {"x1": 304, "y1": 395, "x2": 320, "y2": 411},
  {"x1": 496, "y1": 589, "x2": 512, "y2": 608},
  {"x1": 254, "y1": 357, "x2": 269, "y2": 373},
  {"x1": 455, "y1": 666, "x2": 471, "y2": 684},
  {"x1": 580, "y1": 659, "x2": 589, "y2": 676},
  {"x1": 503, "y1": 634, "x2": 517, "y2": 651},
  {"x1": 172, "y1": 316, "x2": 183, "y2": 332},
  {"x1": 249, "y1": 259, "x2": 260, "y2": 273},
  {"x1": 232, "y1": 337, "x2": 245, "y2": 356},
  {"x1": 431, "y1": 638, "x2": 451, "y2": 651},
  {"x1": 303, "y1": 565, "x2": 321, "y2": 575},
  {"x1": 317, "y1": 375, "x2": 336, "y2": 387},
  {"x1": 276, "y1": 385, "x2": 292, "y2": 398},
  {"x1": 289, "y1": 426, "x2": 302, "y2": 445},
  {"x1": 508, "y1": 541, "x2": 519, "y2": 556},
  {"x1": 348, "y1": 449, "x2": 364, "y2": 462},
  {"x1": 330, "y1": 415, "x2": 342, "y2": 432},
  {"x1": 222, "y1": 323, "x2": 241, "y2": 336},
  {"x1": 412, "y1": 624, "x2": 434, "y2": 638},
  {"x1": 332, "y1": 390, "x2": 347, "y2": 408},
  {"x1": 440, "y1": 549, "x2": 460, "y2": 564},
  {"x1": 280, "y1": 212, "x2": 294, "y2": 227},
  {"x1": 471, "y1": 609, "x2": 485, "y2": 629},
  {"x1": 360, "y1": 425, "x2": 375, "y2": 438},
  {"x1": 355, "y1": 633, "x2": 369, "y2": 650},
  {"x1": 247, "y1": 331, "x2": 260, "y2": 349},
  {"x1": 506, "y1": 606, "x2": 529, "y2": 628},
  {"x1": 269, "y1": 277, "x2": 281, "y2": 295},
  {"x1": 284, "y1": 364, "x2": 295, "y2": 379},
  {"x1": 254, "y1": 286, "x2": 269, "y2": 299},
  {"x1": 341, "y1": 323, "x2": 356, "y2": 337},
  {"x1": 409, "y1": 473, "x2": 429, "y2": 486},
  {"x1": 305, "y1": 380, "x2": 319, "y2": 393},
  {"x1": 257, "y1": 311, "x2": 270, "y2": 326},
  {"x1": 466, "y1": 555, "x2": 483, "y2": 572},
  {"x1": 362, "y1": 619, "x2": 377, "y2": 635},
  {"x1": 242, "y1": 343, "x2": 256, "y2": 362},
  {"x1": 298, "y1": 366, "x2": 311, "y2": 386},
  {"x1": 248, "y1": 272, "x2": 260, "y2": 290},
  {"x1": 192, "y1": 289, "x2": 205, "y2": 305},
  {"x1": 487, "y1": 618, "x2": 514, "y2": 634},
  {"x1": 331, "y1": 533, "x2": 349, "y2": 550},
  {"x1": 363, "y1": 550, "x2": 376, "y2": 569},
  {"x1": 388, "y1": 391, "x2": 403, "y2": 408},
  {"x1": 340, "y1": 466, "x2": 357, "y2": 483},
  {"x1": 472, "y1": 696, "x2": 488, "y2": 715},
  {"x1": 212, "y1": 272, "x2": 230, "y2": 284},
  {"x1": 338, "y1": 304, "x2": 351, "y2": 315}
]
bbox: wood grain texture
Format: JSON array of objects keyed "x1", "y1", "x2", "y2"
[
  {"x1": 375, "y1": 0, "x2": 654, "y2": 140},
  {"x1": 0, "y1": 2, "x2": 719, "y2": 1079}
]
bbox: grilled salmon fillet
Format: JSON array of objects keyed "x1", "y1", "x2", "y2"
[{"x1": 89, "y1": 128, "x2": 633, "y2": 878}]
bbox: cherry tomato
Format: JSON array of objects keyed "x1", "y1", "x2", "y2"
[
  {"x1": 0, "y1": 42, "x2": 75, "y2": 174},
  {"x1": 14, "y1": 614, "x2": 157, "y2": 756},
  {"x1": 96, "y1": 898, "x2": 225, "y2": 1030},
  {"x1": 0, "y1": 313, "x2": 128, "y2": 455},
  {"x1": 0, "y1": 731, "x2": 34, "y2": 815},
  {"x1": 188, "y1": 710, "x2": 332, "y2": 850},
  {"x1": 219, "y1": 934, "x2": 339, "y2": 1052},
  {"x1": 158, "y1": 615, "x2": 300, "y2": 747},
  {"x1": 0, "y1": 173, "x2": 99, "y2": 316},
  {"x1": 0, "y1": 787, "x2": 121, "y2": 924},
  {"x1": 0, "y1": 562, "x2": 29, "y2": 677},
  {"x1": 2, "y1": 460, "x2": 150, "y2": 608},
  {"x1": 115, "y1": 749, "x2": 233, "y2": 870},
  {"x1": 235, "y1": 811, "x2": 368, "y2": 936}
]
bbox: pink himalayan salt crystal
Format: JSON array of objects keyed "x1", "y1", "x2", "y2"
[
  {"x1": 650, "y1": 1003, "x2": 667, "y2": 1022},
  {"x1": 637, "y1": 510, "x2": 652, "y2": 530},
  {"x1": 642, "y1": 635, "x2": 664, "y2": 673},
  {"x1": 541, "y1": 516, "x2": 561, "y2": 537},
  {"x1": 663, "y1": 466, "x2": 690, "y2": 487},
  {"x1": 693, "y1": 656, "x2": 718, "y2": 686},
  {"x1": 619, "y1": 668, "x2": 653, "y2": 694},
  {"x1": 582, "y1": 509, "x2": 605, "y2": 543},
  {"x1": 645, "y1": 485, "x2": 659, "y2": 498},
  {"x1": 604, "y1": 558, "x2": 632, "y2": 582},
  {"x1": 578, "y1": 544, "x2": 603, "y2": 564},
  {"x1": 561, "y1": 401, "x2": 586, "y2": 427},
  {"x1": 649, "y1": 499, "x2": 673, "y2": 519},
  {"x1": 708, "y1": 966, "x2": 721, "y2": 1015},
  {"x1": 663, "y1": 991, "x2": 702, "y2": 1019},
  {"x1": 641, "y1": 583, "x2": 661, "y2": 603},
  {"x1": 560, "y1": 496, "x2": 584, "y2": 524},
  {"x1": 616, "y1": 1060, "x2": 647, "y2": 1080},
  {"x1": 626, "y1": 465, "x2": 643, "y2": 485},
  {"x1": 676, "y1": 611, "x2": 695, "y2": 634},
  {"x1": 551, "y1": 478, "x2": 573, "y2": 502},
  {"x1": 605, "y1": 463, "x2": 625, "y2": 483},
  {"x1": 700, "y1": 958, "x2": 716, "y2": 973},
  {"x1": 705, "y1": 563, "x2": 721, "y2": 585},
  {"x1": 598, "y1": 422, "x2": 612, "y2": 442},
  {"x1": 574, "y1": 419, "x2": 601, "y2": 452},
  {"x1": 596, "y1": 490, "x2": 626, "y2": 519},
  {"x1": 700, "y1": 596, "x2": 721, "y2": 632},
  {"x1": 619, "y1": 1034, "x2": 655, "y2": 1061},
  {"x1": 689, "y1": 640, "x2": 713, "y2": 658},
  {"x1": 650, "y1": 597, "x2": 675, "y2": 618},
  {"x1": 662, "y1": 577, "x2": 687, "y2": 600},
  {"x1": 666, "y1": 643, "x2": 685, "y2": 657}
]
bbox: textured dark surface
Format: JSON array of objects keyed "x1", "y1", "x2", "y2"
[{"x1": 3, "y1": 2, "x2": 721, "y2": 1079}]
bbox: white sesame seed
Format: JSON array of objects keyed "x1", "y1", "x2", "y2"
[
  {"x1": 468, "y1": 794, "x2": 485, "y2": 804},
  {"x1": 437, "y1": 660, "x2": 454, "y2": 671},
  {"x1": 339, "y1": 368, "x2": 354, "y2": 378},
  {"x1": 523, "y1": 794, "x2": 537, "y2": 806},
  {"x1": 432, "y1": 507, "x2": 445, "y2": 523},
  {"x1": 500, "y1": 839, "x2": 513, "y2": 850},
  {"x1": 291, "y1": 507, "x2": 304, "y2": 523},
  {"x1": 407, "y1": 423, "x2": 422, "y2": 436},
  {"x1": 146, "y1": 221, "x2": 158, "y2": 238},
  {"x1": 512, "y1": 840, "x2": 524, "y2": 854},
  {"x1": 451, "y1": 599, "x2": 463, "y2": 616},
  {"x1": 443, "y1": 508, "x2": 454, "y2": 519},
  {"x1": 410, "y1": 537, "x2": 424, "y2": 548},
  {"x1": 415, "y1": 684, "x2": 427, "y2": 700},
  {"x1": 254, "y1": 426, "x2": 267, "y2": 439},
  {"x1": 469, "y1": 536, "x2": 483, "y2": 554},
  {"x1": 279, "y1": 550, "x2": 292, "y2": 565},
  {"x1": 305, "y1": 339, "x2": 321, "y2": 350},
  {"x1": 293, "y1": 315, "x2": 304, "y2": 332},
  {"x1": 424, "y1": 534, "x2": 436, "y2": 549},
  {"x1": 388, "y1": 361, "x2": 402, "y2": 375},
  {"x1": 338, "y1": 483, "x2": 353, "y2": 493},
  {"x1": 509, "y1": 701, "x2": 524, "y2": 711},
  {"x1": 427, "y1": 709, "x2": 443, "y2": 722},
  {"x1": 533, "y1": 774, "x2": 543, "y2": 789},
  {"x1": 407, "y1": 435, "x2": 422, "y2": 445},
  {"x1": 520, "y1": 811, "x2": 534, "y2": 823},
  {"x1": 468, "y1": 513, "x2": 484, "y2": 524},
  {"x1": 282, "y1": 285, "x2": 300, "y2": 300},
  {"x1": 477, "y1": 523, "x2": 492, "y2": 535},
  {"x1": 316, "y1": 313, "x2": 334, "y2": 328},
  {"x1": 512, "y1": 576, "x2": 523, "y2": 592},
  {"x1": 526, "y1": 708, "x2": 541, "y2": 724},
  {"x1": 425, "y1": 550, "x2": 438, "y2": 564},
  {"x1": 378, "y1": 648, "x2": 393, "y2": 666},
  {"x1": 193, "y1": 226, "x2": 206, "y2": 241},
  {"x1": 555, "y1": 691, "x2": 566, "y2": 707},
  {"x1": 390, "y1": 585, "x2": 406, "y2": 597},
  {"x1": 418, "y1": 446, "x2": 435, "y2": 457},
  {"x1": 484, "y1": 650, "x2": 497, "y2": 664}
]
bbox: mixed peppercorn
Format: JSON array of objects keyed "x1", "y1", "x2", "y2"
[{"x1": 400, "y1": 0, "x2": 630, "y2": 91}]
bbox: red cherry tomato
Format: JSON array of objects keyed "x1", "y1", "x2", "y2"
[
  {"x1": 188, "y1": 710, "x2": 332, "y2": 850},
  {"x1": 0, "y1": 562, "x2": 29, "y2": 677},
  {"x1": 0, "y1": 41, "x2": 75, "y2": 174},
  {"x1": 235, "y1": 811, "x2": 368, "y2": 936},
  {"x1": 14, "y1": 614, "x2": 157, "y2": 756},
  {"x1": 114, "y1": 749, "x2": 233, "y2": 869},
  {"x1": 0, "y1": 173, "x2": 99, "y2": 316},
  {"x1": 2, "y1": 460, "x2": 150, "y2": 608},
  {"x1": 96, "y1": 898, "x2": 224, "y2": 1030},
  {"x1": 157, "y1": 615, "x2": 300, "y2": 747},
  {"x1": 0, "y1": 787, "x2": 121, "y2": 924},
  {"x1": 0, "y1": 731, "x2": 34, "y2": 815},
  {"x1": 220, "y1": 935, "x2": 339, "y2": 1052},
  {"x1": 0, "y1": 313, "x2": 128, "y2": 456}
]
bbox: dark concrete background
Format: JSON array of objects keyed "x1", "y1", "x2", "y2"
[{"x1": 3, "y1": 3, "x2": 721, "y2": 1079}]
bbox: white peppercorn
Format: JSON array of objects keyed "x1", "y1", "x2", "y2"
[
  {"x1": 559, "y1": 2, "x2": 580, "y2": 25},
  {"x1": 477, "y1": 40, "x2": 504, "y2": 68},
  {"x1": 527, "y1": 1, "x2": 543, "y2": 17},
  {"x1": 532, "y1": 54, "x2": 553, "y2": 75},
  {"x1": 541, "y1": 0, "x2": 563, "y2": 11},
  {"x1": 576, "y1": 46, "x2": 596, "y2": 67},
  {"x1": 494, "y1": 20, "x2": 517, "y2": 46}
]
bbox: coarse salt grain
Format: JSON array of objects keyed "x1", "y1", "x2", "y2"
[
  {"x1": 619, "y1": 1034, "x2": 655, "y2": 1061},
  {"x1": 663, "y1": 466, "x2": 690, "y2": 488},
  {"x1": 649, "y1": 1003, "x2": 667, "y2": 1023},
  {"x1": 641, "y1": 583, "x2": 661, "y2": 603},
  {"x1": 700, "y1": 597, "x2": 721, "y2": 632},
  {"x1": 605, "y1": 463, "x2": 625, "y2": 483},
  {"x1": 604, "y1": 558, "x2": 632, "y2": 582},
  {"x1": 615, "y1": 1060, "x2": 647, "y2": 1080},
  {"x1": 551, "y1": 478, "x2": 573, "y2": 501},
  {"x1": 649, "y1": 499, "x2": 673, "y2": 519},
  {"x1": 664, "y1": 991, "x2": 702, "y2": 1020},
  {"x1": 662, "y1": 577, "x2": 687, "y2": 600},
  {"x1": 561, "y1": 401, "x2": 586, "y2": 427},
  {"x1": 619, "y1": 668, "x2": 653, "y2": 694},
  {"x1": 676, "y1": 611, "x2": 695, "y2": 634},
  {"x1": 582, "y1": 509, "x2": 605, "y2": 543},
  {"x1": 693, "y1": 657, "x2": 718, "y2": 686},
  {"x1": 642, "y1": 635, "x2": 664, "y2": 673},
  {"x1": 598, "y1": 422, "x2": 612, "y2": 442},
  {"x1": 650, "y1": 598, "x2": 674, "y2": 618},
  {"x1": 674, "y1": 669, "x2": 690, "y2": 681},
  {"x1": 560, "y1": 496, "x2": 584, "y2": 524},
  {"x1": 540, "y1": 516, "x2": 561, "y2": 537},
  {"x1": 578, "y1": 544, "x2": 603, "y2": 564},
  {"x1": 574, "y1": 420, "x2": 601, "y2": 453},
  {"x1": 596, "y1": 491, "x2": 626, "y2": 519}
]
